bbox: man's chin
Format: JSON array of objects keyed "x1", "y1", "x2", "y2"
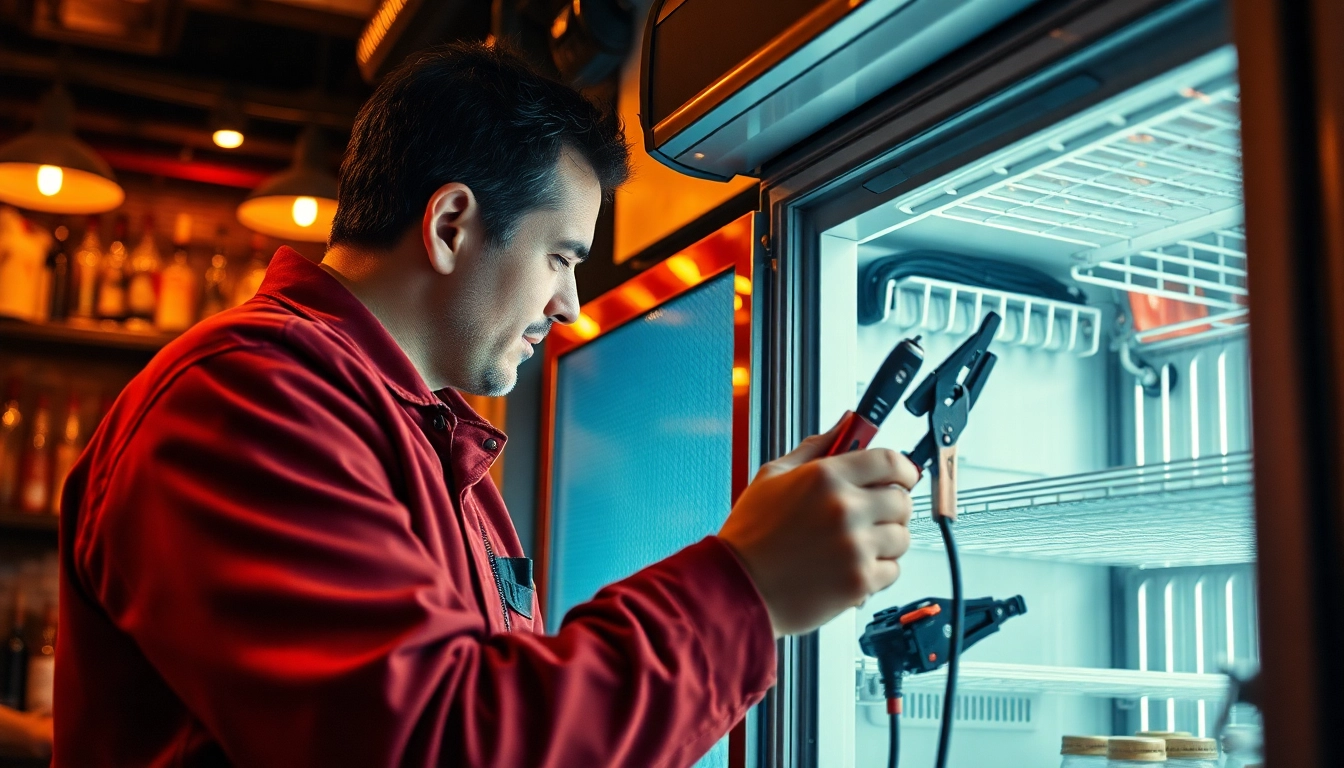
[{"x1": 476, "y1": 363, "x2": 518, "y2": 398}]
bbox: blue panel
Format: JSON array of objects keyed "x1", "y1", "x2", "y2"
[{"x1": 549, "y1": 273, "x2": 735, "y2": 767}]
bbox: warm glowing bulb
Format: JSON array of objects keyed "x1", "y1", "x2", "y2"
[
  {"x1": 666, "y1": 255, "x2": 701, "y2": 284},
  {"x1": 36, "y1": 165, "x2": 63, "y2": 196},
  {"x1": 213, "y1": 129, "x2": 244, "y2": 149},
  {"x1": 291, "y1": 197, "x2": 319, "y2": 227},
  {"x1": 573, "y1": 313, "x2": 600, "y2": 340},
  {"x1": 732, "y1": 366, "x2": 750, "y2": 388}
]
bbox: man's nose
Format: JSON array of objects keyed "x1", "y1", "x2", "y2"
[{"x1": 546, "y1": 272, "x2": 580, "y2": 325}]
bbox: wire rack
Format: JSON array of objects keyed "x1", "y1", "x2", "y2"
[
  {"x1": 890, "y1": 85, "x2": 1242, "y2": 249},
  {"x1": 855, "y1": 660, "x2": 1231, "y2": 702},
  {"x1": 880, "y1": 276, "x2": 1102, "y2": 356},
  {"x1": 908, "y1": 453, "x2": 1255, "y2": 567}
]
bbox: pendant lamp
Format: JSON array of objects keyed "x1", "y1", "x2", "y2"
[
  {"x1": 236, "y1": 125, "x2": 337, "y2": 242},
  {"x1": 0, "y1": 85, "x2": 125, "y2": 214}
]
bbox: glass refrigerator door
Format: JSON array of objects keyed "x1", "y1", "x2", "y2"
[{"x1": 796, "y1": 10, "x2": 1261, "y2": 768}]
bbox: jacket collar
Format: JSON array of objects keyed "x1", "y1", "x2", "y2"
[{"x1": 255, "y1": 247, "x2": 505, "y2": 438}]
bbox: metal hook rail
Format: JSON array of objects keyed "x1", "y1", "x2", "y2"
[{"x1": 881, "y1": 276, "x2": 1103, "y2": 357}]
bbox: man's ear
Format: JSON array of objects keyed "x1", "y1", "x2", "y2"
[{"x1": 422, "y1": 182, "x2": 479, "y2": 276}]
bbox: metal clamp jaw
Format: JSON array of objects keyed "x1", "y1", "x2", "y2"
[{"x1": 904, "y1": 313, "x2": 1001, "y2": 521}]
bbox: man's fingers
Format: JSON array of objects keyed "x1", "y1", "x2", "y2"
[
  {"x1": 865, "y1": 558, "x2": 901, "y2": 595},
  {"x1": 818, "y1": 447, "x2": 920, "y2": 490},
  {"x1": 869, "y1": 520, "x2": 911, "y2": 560}
]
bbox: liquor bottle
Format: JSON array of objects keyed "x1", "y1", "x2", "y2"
[
  {"x1": 70, "y1": 216, "x2": 102, "y2": 322},
  {"x1": 156, "y1": 214, "x2": 199, "y2": 332},
  {"x1": 23, "y1": 603, "x2": 54, "y2": 714},
  {"x1": 45, "y1": 220, "x2": 71, "y2": 321},
  {"x1": 0, "y1": 380, "x2": 22, "y2": 509},
  {"x1": 50, "y1": 392, "x2": 82, "y2": 515},
  {"x1": 0, "y1": 589, "x2": 26, "y2": 710},
  {"x1": 231, "y1": 234, "x2": 270, "y2": 307},
  {"x1": 200, "y1": 226, "x2": 232, "y2": 320},
  {"x1": 125, "y1": 213, "x2": 162, "y2": 329},
  {"x1": 96, "y1": 215, "x2": 129, "y2": 323},
  {"x1": 17, "y1": 395, "x2": 52, "y2": 515}
]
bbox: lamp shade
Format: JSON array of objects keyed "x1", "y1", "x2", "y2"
[
  {"x1": 0, "y1": 86, "x2": 124, "y2": 214},
  {"x1": 236, "y1": 126, "x2": 338, "y2": 242}
]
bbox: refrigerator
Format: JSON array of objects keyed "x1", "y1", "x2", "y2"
[{"x1": 733, "y1": 0, "x2": 1344, "y2": 765}]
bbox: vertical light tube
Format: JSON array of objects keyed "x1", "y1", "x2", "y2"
[
  {"x1": 1189, "y1": 359, "x2": 1201, "y2": 459},
  {"x1": 1138, "y1": 580, "x2": 1150, "y2": 731},
  {"x1": 1135, "y1": 383, "x2": 1147, "y2": 466},
  {"x1": 1195, "y1": 579, "x2": 1207, "y2": 736},
  {"x1": 1164, "y1": 580, "x2": 1176, "y2": 729},
  {"x1": 1218, "y1": 352, "x2": 1230, "y2": 455},
  {"x1": 1226, "y1": 576, "x2": 1237, "y2": 662},
  {"x1": 1161, "y1": 364, "x2": 1173, "y2": 463}
]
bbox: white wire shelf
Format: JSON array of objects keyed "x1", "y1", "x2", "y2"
[
  {"x1": 908, "y1": 453, "x2": 1255, "y2": 567},
  {"x1": 886, "y1": 83, "x2": 1242, "y2": 250},
  {"x1": 880, "y1": 276, "x2": 1102, "y2": 356},
  {"x1": 855, "y1": 660, "x2": 1231, "y2": 703}
]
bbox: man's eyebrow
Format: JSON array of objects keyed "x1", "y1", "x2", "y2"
[{"x1": 557, "y1": 239, "x2": 590, "y2": 262}]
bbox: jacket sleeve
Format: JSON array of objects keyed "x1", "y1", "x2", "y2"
[{"x1": 73, "y1": 345, "x2": 775, "y2": 768}]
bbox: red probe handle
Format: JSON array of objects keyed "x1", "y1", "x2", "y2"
[{"x1": 825, "y1": 410, "x2": 880, "y2": 456}]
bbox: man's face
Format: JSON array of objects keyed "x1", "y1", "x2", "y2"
[{"x1": 430, "y1": 149, "x2": 601, "y2": 396}]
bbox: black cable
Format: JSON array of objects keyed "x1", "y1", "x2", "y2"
[
  {"x1": 888, "y1": 711, "x2": 900, "y2": 768},
  {"x1": 934, "y1": 515, "x2": 963, "y2": 768}
]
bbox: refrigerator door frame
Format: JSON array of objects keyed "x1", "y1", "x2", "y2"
[
  {"x1": 1231, "y1": 0, "x2": 1344, "y2": 763},
  {"x1": 754, "y1": 0, "x2": 1240, "y2": 765}
]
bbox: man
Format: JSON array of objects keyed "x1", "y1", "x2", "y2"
[{"x1": 54, "y1": 44, "x2": 917, "y2": 766}]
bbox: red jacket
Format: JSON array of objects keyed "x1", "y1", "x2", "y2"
[{"x1": 54, "y1": 247, "x2": 775, "y2": 767}]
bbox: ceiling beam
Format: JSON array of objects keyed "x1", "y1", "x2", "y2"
[
  {"x1": 0, "y1": 99, "x2": 300, "y2": 162},
  {"x1": 0, "y1": 48, "x2": 361, "y2": 129},
  {"x1": 185, "y1": 0, "x2": 369, "y2": 38}
]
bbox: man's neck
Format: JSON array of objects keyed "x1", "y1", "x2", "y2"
[{"x1": 320, "y1": 244, "x2": 442, "y2": 390}]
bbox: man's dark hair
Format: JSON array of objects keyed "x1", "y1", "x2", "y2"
[{"x1": 330, "y1": 43, "x2": 630, "y2": 249}]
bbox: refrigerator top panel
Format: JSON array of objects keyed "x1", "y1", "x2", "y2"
[
  {"x1": 838, "y1": 47, "x2": 1241, "y2": 280},
  {"x1": 640, "y1": 0, "x2": 1039, "y2": 180}
]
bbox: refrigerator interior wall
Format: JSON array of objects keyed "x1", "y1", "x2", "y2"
[{"x1": 814, "y1": 47, "x2": 1256, "y2": 767}]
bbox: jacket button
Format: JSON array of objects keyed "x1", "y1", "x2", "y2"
[
  {"x1": 483, "y1": 438, "x2": 499, "y2": 451},
  {"x1": 431, "y1": 413, "x2": 447, "y2": 431}
]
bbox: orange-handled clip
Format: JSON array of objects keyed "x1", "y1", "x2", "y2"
[{"x1": 825, "y1": 410, "x2": 881, "y2": 456}]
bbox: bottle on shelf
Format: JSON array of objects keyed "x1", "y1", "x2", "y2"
[
  {"x1": 45, "y1": 220, "x2": 71, "y2": 322},
  {"x1": 1164, "y1": 737, "x2": 1218, "y2": 767},
  {"x1": 96, "y1": 215, "x2": 130, "y2": 324},
  {"x1": 70, "y1": 216, "x2": 103, "y2": 323},
  {"x1": 231, "y1": 233, "x2": 270, "y2": 308},
  {"x1": 1106, "y1": 736, "x2": 1166, "y2": 766},
  {"x1": 17, "y1": 394, "x2": 52, "y2": 515},
  {"x1": 0, "y1": 588, "x2": 26, "y2": 710},
  {"x1": 0, "y1": 207, "x2": 54, "y2": 323},
  {"x1": 126, "y1": 213, "x2": 162, "y2": 330},
  {"x1": 156, "y1": 213, "x2": 199, "y2": 332},
  {"x1": 50, "y1": 392, "x2": 82, "y2": 515},
  {"x1": 23, "y1": 603, "x2": 54, "y2": 715},
  {"x1": 1061, "y1": 735, "x2": 1109, "y2": 767},
  {"x1": 200, "y1": 226, "x2": 232, "y2": 321},
  {"x1": 0, "y1": 380, "x2": 23, "y2": 510}
]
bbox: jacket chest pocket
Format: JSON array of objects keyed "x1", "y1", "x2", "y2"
[{"x1": 496, "y1": 557, "x2": 534, "y2": 620}]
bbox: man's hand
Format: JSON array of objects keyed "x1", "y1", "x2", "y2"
[{"x1": 718, "y1": 418, "x2": 919, "y2": 637}]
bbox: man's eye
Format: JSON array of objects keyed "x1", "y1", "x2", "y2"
[{"x1": 552, "y1": 254, "x2": 571, "y2": 269}]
